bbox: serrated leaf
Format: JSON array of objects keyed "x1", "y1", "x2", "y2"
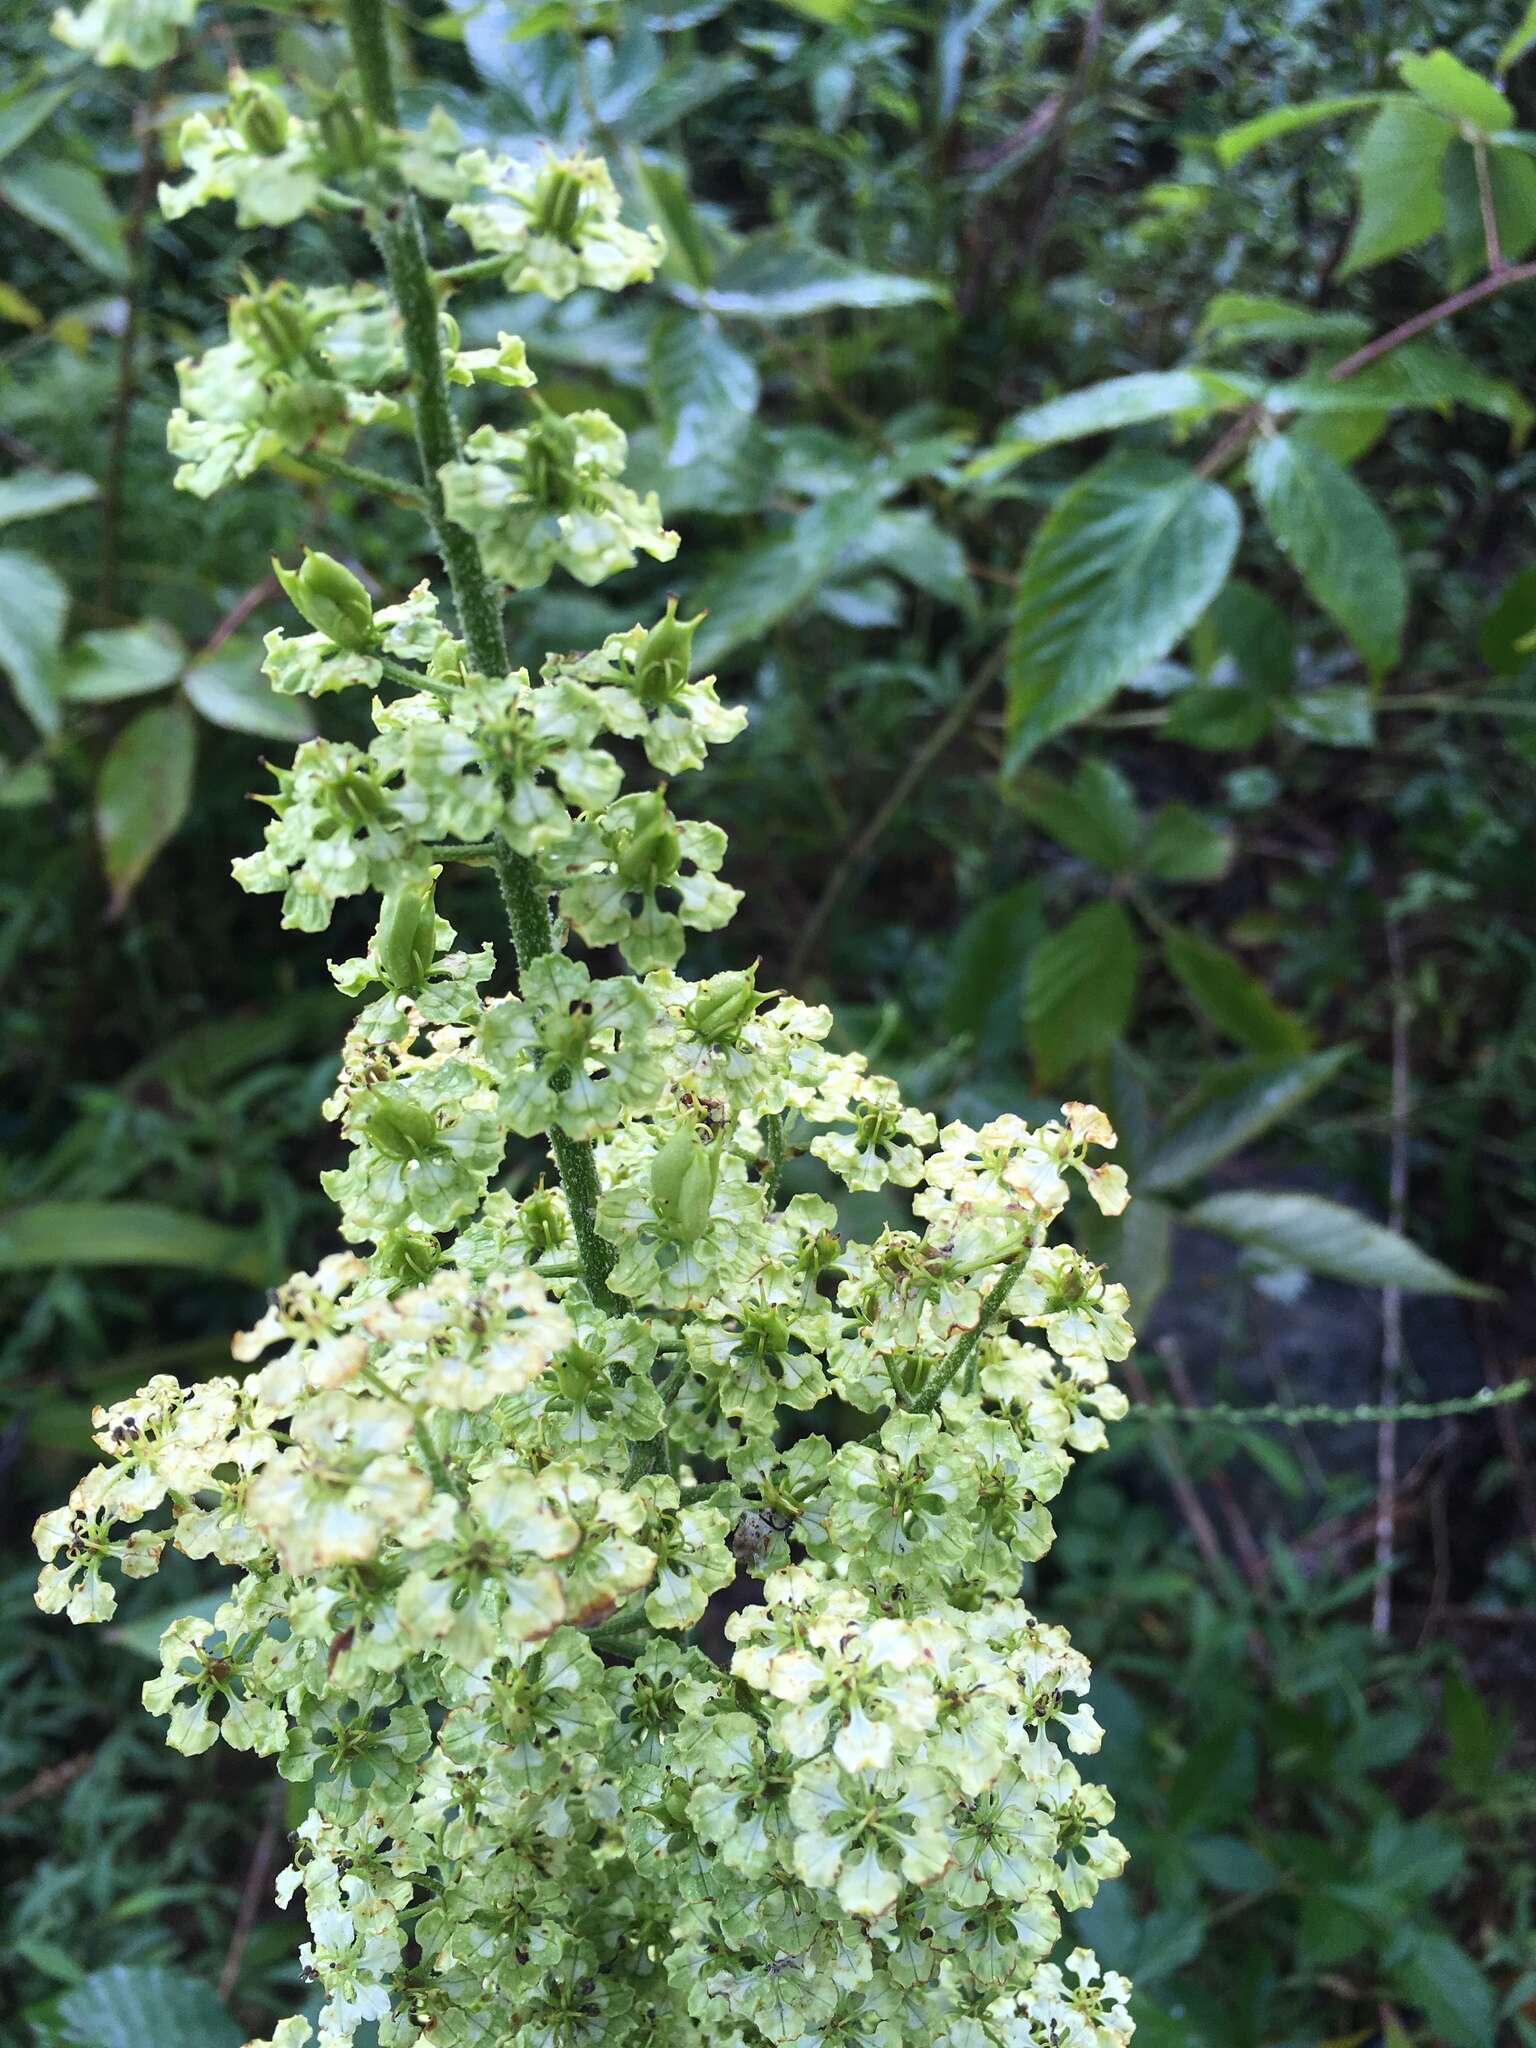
[
  {"x1": 0, "y1": 467, "x2": 97, "y2": 524},
  {"x1": 1143, "y1": 1049, "x2": 1352, "y2": 1192},
  {"x1": 1214, "y1": 93, "x2": 1387, "y2": 168},
  {"x1": 57, "y1": 622, "x2": 184, "y2": 704},
  {"x1": 1007, "y1": 453, "x2": 1241, "y2": 761},
  {"x1": 691, "y1": 484, "x2": 882, "y2": 666},
  {"x1": 96, "y1": 698, "x2": 195, "y2": 909},
  {"x1": 1024, "y1": 899, "x2": 1140, "y2": 1082},
  {"x1": 968, "y1": 370, "x2": 1243, "y2": 479},
  {"x1": 1010, "y1": 757, "x2": 1143, "y2": 871},
  {"x1": 0, "y1": 158, "x2": 129, "y2": 279},
  {"x1": 1139, "y1": 803, "x2": 1233, "y2": 882},
  {"x1": 647, "y1": 309, "x2": 759, "y2": 465},
  {"x1": 0, "y1": 545, "x2": 69, "y2": 734},
  {"x1": 0, "y1": 1201, "x2": 267, "y2": 1282},
  {"x1": 1340, "y1": 101, "x2": 1455, "y2": 276},
  {"x1": 54, "y1": 1965, "x2": 242, "y2": 2048},
  {"x1": 1185, "y1": 1191, "x2": 1486, "y2": 1295},
  {"x1": 1163, "y1": 928, "x2": 1310, "y2": 1055},
  {"x1": 695, "y1": 232, "x2": 943, "y2": 318},
  {"x1": 183, "y1": 634, "x2": 316, "y2": 739},
  {"x1": 1397, "y1": 49, "x2": 1511, "y2": 133},
  {"x1": 1248, "y1": 433, "x2": 1406, "y2": 678}
]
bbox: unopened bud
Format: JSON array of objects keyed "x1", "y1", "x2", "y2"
[
  {"x1": 375, "y1": 878, "x2": 437, "y2": 993},
  {"x1": 649, "y1": 1123, "x2": 721, "y2": 1244},
  {"x1": 615, "y1": 791, "x2": 680, "y2": 889},
  {"x1": 274, "y1": 549, "x2": 376, "y2": 652},
  {"x1": 634, "y1": 596, "x2": 704, "y2": 705},
  {"x1": 317, "y1": 96, "x2": 373, "y2": 175}
]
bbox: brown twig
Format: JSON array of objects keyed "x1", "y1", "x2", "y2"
[
  {"x1": 1372, "y1": 919, "x2": 1411, "y2": 1639},
  {"x1": 1473, "y1": 136, "x2": 1503, "y2": 276},
  {"x1": 100, "y1": 75, "x2": 164, "y2": 618},
  {"x1": 0, "y1": 1751, "x2": 93, "y2": 1815},
  {"x1": 1325, "y1": 260, "x2": 1536, "y2": 382},
  {"x1": 786, "y1": 644, "x2": 1006, "y2": 983},
  {"x1": 217, "y1": 1782, "x2": 285, "y2": 2003},
  {"x1": 200, "y1": 574, "x2": 279, "y2": 661}
]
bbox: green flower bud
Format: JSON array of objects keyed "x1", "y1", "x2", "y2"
[
  {"x1": 366, "y1": 1096, "x2": 441, "y2": 1162},
  {"x1": 316, "y1": 96, "x2": 373, "y2": 174},
  {"x1": 634, "y1": 596, "x2": 705, "y2": 706},
  {"x1": 273, "y1": 550, "x2": 376, "y2": 652},
  {"x1": 230, "y1": 72, "x2": 290, "y2": 155},
  {"x1": 375, "y1": 878, "x2": 437, "y2": 994},
  {"x1": 615, "y1": 791, "x2": 680, "y2": 890},
  {"x1": 649, "y1": 1123, "x2": 721, "y2": 1245},
  {"x1": 531, "y1": 159, "x2": 587, "y2": 243},
  {"x1": 685, "y1": 966, "x2": 763, "y2": 1046},
  {"x1": 377, "y1": 1230, "x2": 441, "y2": 1286}
]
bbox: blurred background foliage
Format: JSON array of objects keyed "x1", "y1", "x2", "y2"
[{"x1": 3, "y1": 1, "x2": 1535, "y2": 2044}]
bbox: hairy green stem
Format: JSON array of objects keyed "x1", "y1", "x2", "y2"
[
  {"x1": 913, "y1": 1258, "x2": 1027, "y2": 1416},
  {"x1": 300, "y1": 450, "x2": 426, "y2": 505},
  {"x1": 344, "y1": 0, "x2": 618, "y2": 1315}
]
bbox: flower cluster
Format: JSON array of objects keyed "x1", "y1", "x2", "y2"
[{"x1": 37, "y1": 37, "x2": 1137, "y2": 2048}]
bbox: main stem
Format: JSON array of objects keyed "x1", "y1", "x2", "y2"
[
  {"x1": 913, "y1": 1256, "x2": 1028, "y2": 1416},
  {"x1": 342, "y1": 0, "x2": 618, "y2": 1314}
]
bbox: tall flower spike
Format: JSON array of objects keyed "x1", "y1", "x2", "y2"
[{"x1": 34, "y1": 11, "x2": 1136, "y2": 2046}]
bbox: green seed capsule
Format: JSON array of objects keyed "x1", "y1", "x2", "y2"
[
  {"x1": 375, "y1": 879, "x2": 437, "y2": 994},
  {"x1": 230, "y1": 74, "x2": 290, "y2": 156},
  {"x1": 377, "y1": 1230, "x2": 441, "y2": 1286},
  {"x1": 274, "y1": 550, "x2": 376, "y2": 652},
  {"x1": 532, "y1": 160, "x2": 587, "y2": 243},
  {"x1": 649, "y1": 1124, "x2": 720, "y2": 1245},
  {"x1": 365, "y1": 1096, "x2": 440, "y2": 1162},
  {"x1": 616, "y1": 791, "x2": 681, "y2": 889},
  {"x1": 634, "y1": 596, "x2": 705, "y2": 706},
  {"x1": 685, "y1": 967, "x2": 762, "y2": 1045}
]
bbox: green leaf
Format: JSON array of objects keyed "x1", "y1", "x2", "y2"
[
  {"x1": 1024, "y1": 900, "x2": 1140, "y2": 1082},
  {"x1": 627, "y1": 155, "x2": 715, "y2": 289},
  {"x1": 696, "y1": 232, "x2": 943, "y2": 318},
  {"x1": 1010, "y1": 757, "x2": 1143, "y2": 871},
  {"x1": 1208, "y1": 579, "x2": 1294, "y2": 694},
  {"x1": 1340, "y1": 102, "x2": 1455, "y2": 276},
  {"x1": 846, "y1": 509, "x2": 973, "y2": 611},
  {"x1": 1185, "y1": 1191, "x2": 1487, "y2": 1295},
  {"x1": 1195, "y1": 292, "x2": 1371, "y2": 352},
  {"x1": 1162, "y1": 928, "x2": 1310, "y2": 1055},
  {"x1": 1397, "y1": 50, "x2": 1511, "y2": 133},
  {"x1": 1269, "y1": 341, "x2": 1534, "y2": 443},
  {"x1": 0, "y1": 545, "x2": 69, "y2": 734},
  {"x1": 1282, "y1": 685, "x2": 1375, "y2": 747},
  {"x1": 941, "y1": 883, "x2": 1043, "y2": 1049},
  {"x1": 1187, "y1": 1835, "x2": 1278, "y2": 1894},
  {"x1": 96, "y1": 698, "x2": 195, "y2": 909},
  {"x1": 1007, "y1": 453, "x2": 1241, "y2": 761},
  {"x1": 1501, "y1": 1, "x2": 1536, "y2": 73},
  {"x1": 53, "y1": 1965, "x2": 242, "y2": 2048},
  {"x1": 1248, "y1": 433, "x2": 1406, "y2": 678},
  {"x1": 182, "y1": 634, "x2": 316, "y2": 740},
  {"x1": 1385, "y1": 1930, "x2": 1498, "y2": 2048},
  {"x1": 1479, "y1": 560, "x2": 1536, "y2": 674},
  {"x1": 1139, "y1": 803, "x2": 1233, "y2": 882},
  {"x1": 691, "y1": 484, "x2": 881, "y2": 666},
  {"x1": 0, "y1": 80, "x2": 79, "y2": 166},
  {"x1": 0, "y1": 1201, "x2": 267, "y2": 1283},
  {"x1": 967, "y1": 370, "x2": 1243, "y2": 479},
  {"x1": 0, "y1": 158, "x2": 129, "y2": 279},
  {"x1": 647, "y1": 309, "x2": 760, "y2": 466},
  {"x1": 1164, "y1": 683, "x2": 1272, "y2": 750},
  {"x1": 1287, "y1": 405, "x2": 1389, "y2": 464},
  {"x1": 1142, "y1": 1049, "x2": 1352, "y2": 1193},
  {"x1": 0, "y1": 467, "x2": 97, "y2": 524},
  {"x1": 1110, "y1": 1191, "x2": 1173, "y2": 1317},
  {"x1": 57, "y1": 622, "x2": 185, "y2": 704},
  {"x1": 1214, "y1": 93, "x2": 1388, "y2": 168}
]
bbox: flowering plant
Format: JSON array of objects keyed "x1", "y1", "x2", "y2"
[{"x1": 35, "y1": 5, "x2": 1137, "y2": 2044}]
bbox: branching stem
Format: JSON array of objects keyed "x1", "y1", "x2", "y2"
[
  {"x1": 913, "y1": 1257, "x2": 1028, "y2": 1416},
  {"x1": 344, "y1": 0, "x2": 617, "y2": 1315}
]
